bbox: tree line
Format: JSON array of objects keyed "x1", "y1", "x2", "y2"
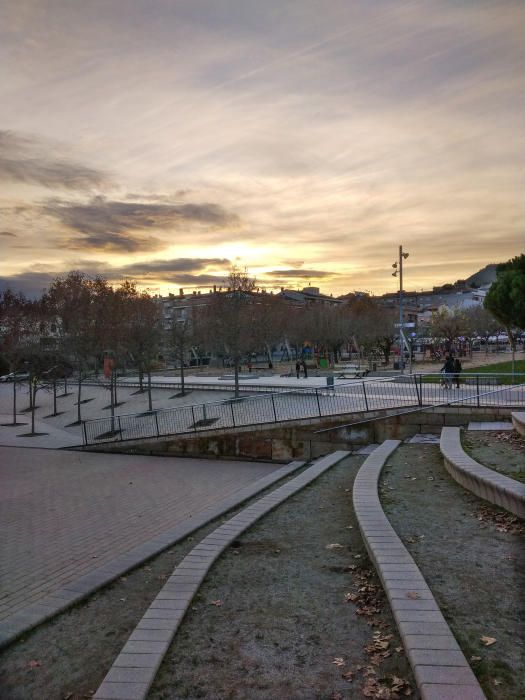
[{"x1": 1, "y1": 257, "x2": 523, "y2": 430}]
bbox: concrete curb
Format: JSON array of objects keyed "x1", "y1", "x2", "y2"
[
  {"x1": 353, "y1": 440, "x2": 486, "y2": 700},
  {"x1": 511, "y1": 411, "x2": 525, "y2": 437},
  {"x1": 93, "y1": 450, "x2": 351, "y2": 700},
  {"x1": 0, "y1": 461, "x2": 305, "y2": 650},
  {"x1": 440, "y1": 426, "x2": 525, "y2": 518}
]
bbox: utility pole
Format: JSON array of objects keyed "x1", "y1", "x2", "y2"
[{"x1": 392, "y1": 245, "x2": 409, "y2": 375}]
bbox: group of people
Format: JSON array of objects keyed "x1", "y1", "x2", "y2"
[
  {"x1": 295, "y1": 359, "x2": 308, "y2": 379},
  {"x1": 440, "y1": 354, "x2": 462, "y2": 389}
]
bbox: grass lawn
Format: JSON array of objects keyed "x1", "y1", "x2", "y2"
[
  {"x1": 421, "y1": 358, "x2": 525, "y2": 384},
  {"x1": 463, "y1": 359, "x2": 525, "y2": 375}
]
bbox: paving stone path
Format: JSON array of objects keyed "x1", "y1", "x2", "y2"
[{"x1": 0, "y1": 446, "x2": 294, "y2": 646}]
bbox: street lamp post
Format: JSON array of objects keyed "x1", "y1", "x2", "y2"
[{"x1": 392, "y1": 245, "x2": 409, "y2": 375}]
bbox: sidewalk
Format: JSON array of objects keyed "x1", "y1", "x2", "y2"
[{"x1": 0, "y1": 447, "x2": 283, "y2": 637}]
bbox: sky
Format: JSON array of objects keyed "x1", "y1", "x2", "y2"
[{"x1": 0, "y1": 0, "x2": 524, "y2": 298}]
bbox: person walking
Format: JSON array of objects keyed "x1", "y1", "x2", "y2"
[
  {"x1": 453, "y1": 357, "x2": 462, "y2": 389},
  {"x1": 440, "y1": 353, "x2": 455, "y2": 390},
  {"x1": 301, "y1": 359, "x2": 308, "y2": 379},
  {"x1": 295, "y1": 360, "x2": 301, "y2": 379}
]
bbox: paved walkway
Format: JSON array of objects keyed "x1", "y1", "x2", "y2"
[{"x1": 0, "y1": 447, "x2": 283, "y2": 637}]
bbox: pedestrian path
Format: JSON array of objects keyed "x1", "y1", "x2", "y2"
[
  {"x1": 93, "y1": 450, "x2": 349, "y2": 700},
  {"x1": 0, "y1": 447, "x2": 301, "y2": 648}
]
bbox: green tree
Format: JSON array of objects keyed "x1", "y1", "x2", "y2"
[{"x1": 484, "y1": 254, "x2": 525, "y2": 373}]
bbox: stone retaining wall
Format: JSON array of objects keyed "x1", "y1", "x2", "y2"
[{"x1": 440, "y1": 426, "x2": 525, "y2": 519}]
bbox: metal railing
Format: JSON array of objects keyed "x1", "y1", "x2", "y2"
[{"x1": 81, "y1": 373, "x2": 525, "y2": 446}]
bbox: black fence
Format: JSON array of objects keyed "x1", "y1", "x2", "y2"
[{"x1": 82, "y1": 373, "x2": 525, "y2": 446}]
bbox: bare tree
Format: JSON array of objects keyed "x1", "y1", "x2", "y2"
[
  {"x1": 167, "y1": 315, "x2": 194, "y2": 397},
  {"x1": 44, "y1": 272, "x2": 98, "y2": 425},
  {"x1": 0, "y1": 290, "x2": 34, "y2": 425},
  {"x1": 123, "y1": 284, "x2": 163, "y2": 410},
  {"x1": 429, "y1": 307, "x2": 468, "y2": 350},
  {"x1": 202, "y1": 267, "x2": 257, "y2": 397}
]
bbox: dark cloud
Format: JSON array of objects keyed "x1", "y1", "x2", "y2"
[
  {"x1": 265, "y1": 269, "x2": 337, "y2": 278},
  {"x1": 0, "y1": 272, "x2": 56, "y2": 298},
  {"x1": 45, "y1": 196, "x2": 240, "y2": 252},
  {"x1": 160, "y1": 273, "x2": 228, "y2": 287},
  {"x1": 116, "y1": 258, "x2": 230, "y2": 277},
  {"x1": 0, "y1": 130, "x2": 108, "y2": 190},
  {"x1": 0, "y1": 231, "x2": 17, "y2": 237}
]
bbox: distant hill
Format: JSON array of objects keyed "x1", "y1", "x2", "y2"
[{"x1": 463, "y1": 264, "x2": 498, "y2": 288}]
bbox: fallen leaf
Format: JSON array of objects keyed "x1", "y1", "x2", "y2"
[
  {"x1": 406, "y1": 591, "x2": 420, "y2": 599},
  {"x1": 326, "y1": 543, "x2": 344, "y2": 549},
  {"x1": 63, "y1": 694, "x2": 73, "y2": 700},
  {"x1": 481, "y1": 635, "x2": 497, "y2": 646},
  {"x1": 27, "y1": 659, "x2": 41, "y2": 669},
  {"x1": 470, "y1": 656, "x2": 481, "y2": 662},
  {"x1": 342, "y1": 670, "x2": 354, "y2": 681},
  {"x1": 210, "y1": 599, "x2": 223, "y2": 607},
  {"x1": 493, "y1": 679, "x2": 502, "y2": 686},
  {"x1": 332, "y1": 657, "x2": 345, "y2": 666},
  {"x1": 345, "y1": 592, "x2": 359, "y2": 602}
]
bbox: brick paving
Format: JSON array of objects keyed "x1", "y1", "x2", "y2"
[{"x1": 0, "y1": 446, "x2": 283, "y2": 634}]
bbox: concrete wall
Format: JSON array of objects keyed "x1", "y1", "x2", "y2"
[{"x1": 89, "y1": 405, "x2": 512, "y2": 463}]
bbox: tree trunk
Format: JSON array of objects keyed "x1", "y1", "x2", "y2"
[
  {"x1": 77, "y1": 370, "x2": 82, "y2": 424},
  {"x1": 234, "y1": 358, "x2": 240, "y2": 398},
  {"x1": 12, "y1": 377, "x2": 17, "y2": 425},
  {"x1": 110, "y1": 370, "x2": 116, "y2": 433},
  {"x1": 31, "y1": 380, "x2": 36, "y2": 434},
  {"x1": 147, "y1": 369, "x2": 152, "y2": 412},
  {"x1": 113, "y1": 370, "x2": 118, "y2": 406},
  {"x1": 53, "y1": 379, "x2": 57, "y2": 416},
  {"x1": 139, "y1": 366, "x2": 144, "y2": 391},
  {"x1": 179, "y1": 352, "x2": 185, "y2": 396}
]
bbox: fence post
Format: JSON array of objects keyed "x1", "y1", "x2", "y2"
[
  {"x1": 362, "y1": 382, "x2": 369, "y2": 411},
  {"x1": 82, "y1": 420, "x2": 88, "y2": 445},
  {"x1": 420, "y1": 375, "x2": 424, "y2": 406},
  {"x1": 476, "y1": 375, "x2": 480, "y2": 407},
  {"x1": 117, "y1": 415, "x2": 122, "y2": 440},
  {"x1": 271, "y1": 394, "x2": 278, "y2": 422},
  {"x1": 315, "y1": 388, "x2": 321, "y2": 416},
  {"x1": 414, "y1": 374, "x2": 422, "y2": 407},
  {"x1": 230, "y1": 401, "x2": 236, "y2": 427},
  {"x1": 191, "y1": 405, "x2": 197, "y2": 432},
  {"x1": 154, "y1": 411, "x2": 160, "y2": 437}
]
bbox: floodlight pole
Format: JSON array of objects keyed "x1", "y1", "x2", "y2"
[{"x1": 392, "y1": 245, "x2": 409, "y2": 375}]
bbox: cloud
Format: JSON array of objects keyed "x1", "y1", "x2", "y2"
[
  {"x1": 265, "y1": 269, "x2": 337, "y2": 279},
  {"x1": 116, "y1": 257, "x2": 230, "y2": 277},
  {"x1": 0, "y1": 130, "x2": 108, "y2": 190},
  {"x1": 44, "y1": 196, "x2": 241, "y2": 252},
  {"x1": 0, "y1": 271, "x2": 56, "y2": 298}
]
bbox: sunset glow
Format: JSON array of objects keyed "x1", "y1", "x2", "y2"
[{"x1": 1, "y1": 1, "x2": 523, "y2": 297}]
